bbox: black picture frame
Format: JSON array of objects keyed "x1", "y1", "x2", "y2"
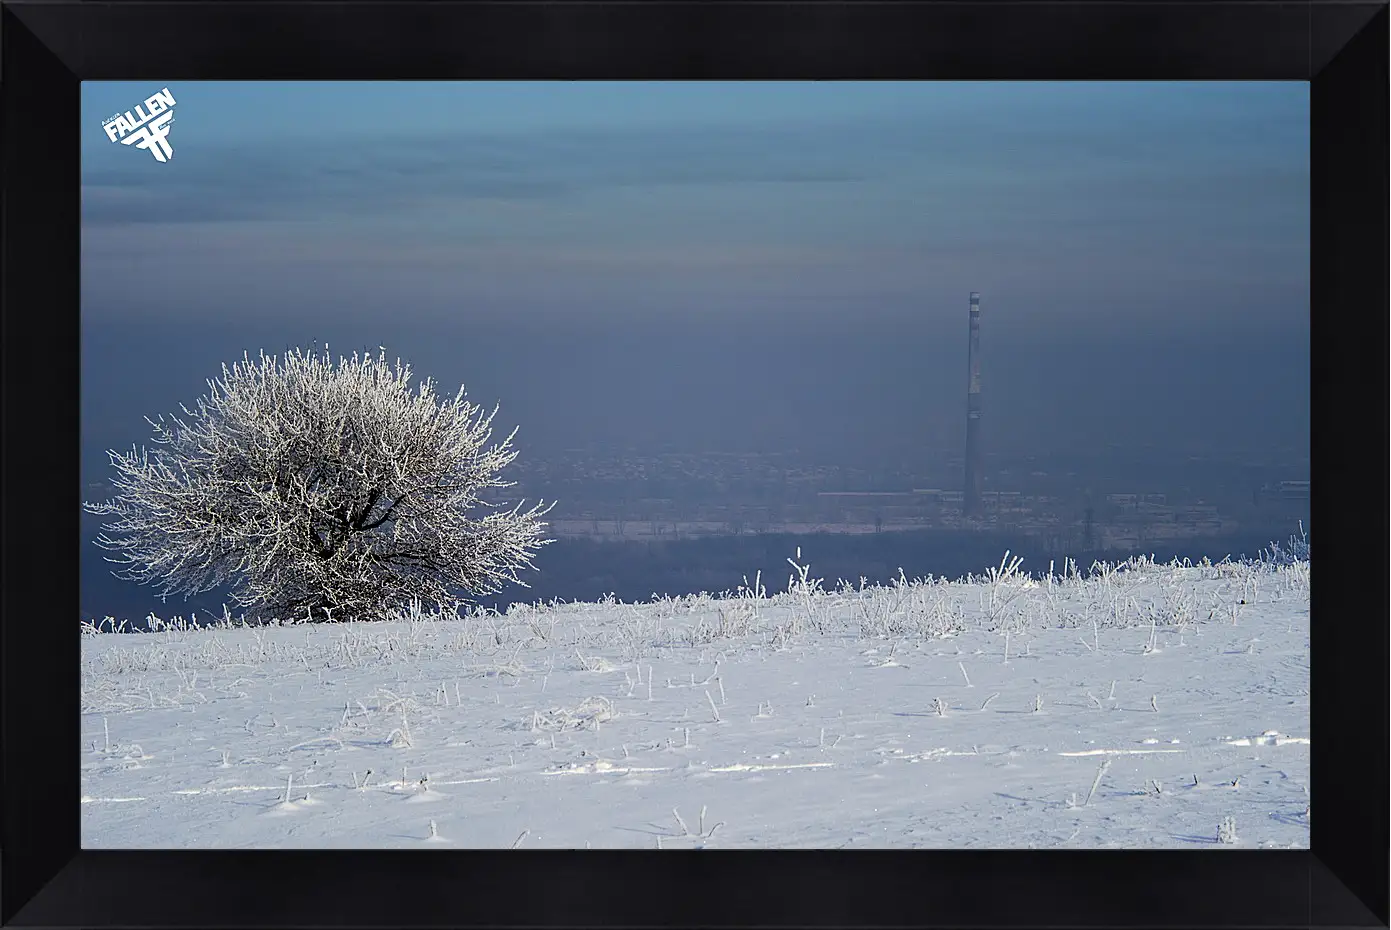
[{"x1": 3, "y1": 2, "x2": 1385, "y2": 927}]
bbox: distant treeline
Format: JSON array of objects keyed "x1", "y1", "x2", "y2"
[{"x1": 82, "y1": 524, "x2": 1303, "y2": 630}]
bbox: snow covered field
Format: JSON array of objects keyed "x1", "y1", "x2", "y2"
[{"x1": 81, "y1": 551, "x2": 1310, "y2": 849}]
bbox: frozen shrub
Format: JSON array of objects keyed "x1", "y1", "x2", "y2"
[
  {"x1": 84, "y1": 346, "x2": 553, "y2": 622},
  {"x1": 1260, "y1": 522, "x2": 1310, "y2": 567}
]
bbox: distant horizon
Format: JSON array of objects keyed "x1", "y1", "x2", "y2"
[{"x1": 83, "y1": 81, "x2": 1308, "y2": 474}]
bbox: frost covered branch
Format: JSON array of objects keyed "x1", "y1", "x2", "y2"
[{"x1": 84, "y1": 346, "x2": 554, "y2": 621}]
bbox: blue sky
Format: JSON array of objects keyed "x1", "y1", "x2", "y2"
[{"x1": 81, "y1": 81, "x2": 1309, "y2": 463}]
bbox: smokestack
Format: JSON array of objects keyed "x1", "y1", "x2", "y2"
[{"x1": 964, "y1": 291, "x2": 984, "y2": 518}]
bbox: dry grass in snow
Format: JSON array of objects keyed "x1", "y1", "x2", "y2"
[{"x1": 81, "y1": 549, "x2": 1310, "y2": 849}]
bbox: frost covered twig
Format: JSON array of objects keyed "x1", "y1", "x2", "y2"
[
  {"x1": 82, "y1": 346, "x2": 554, "y2": 623},
  {"x1": 1083, "y1": 759, "x2": 1112, "y2": 807}
]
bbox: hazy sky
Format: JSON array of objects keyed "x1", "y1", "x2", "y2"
[{"x1": 82, "y1": 81, "x2": 1309, "y2": 471}]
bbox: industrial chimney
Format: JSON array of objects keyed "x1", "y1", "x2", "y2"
[{"x1": 963, "y1": 291, "x2": 984, "y2": 518}]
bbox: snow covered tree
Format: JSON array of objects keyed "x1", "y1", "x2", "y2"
[{"x1": 83, "y1": 346, "x2": 553, "y2": 622}]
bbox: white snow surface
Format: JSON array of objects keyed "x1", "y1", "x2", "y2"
[{"x1": 81, "y1": 555, "x2": 1310, "y2": 849}]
